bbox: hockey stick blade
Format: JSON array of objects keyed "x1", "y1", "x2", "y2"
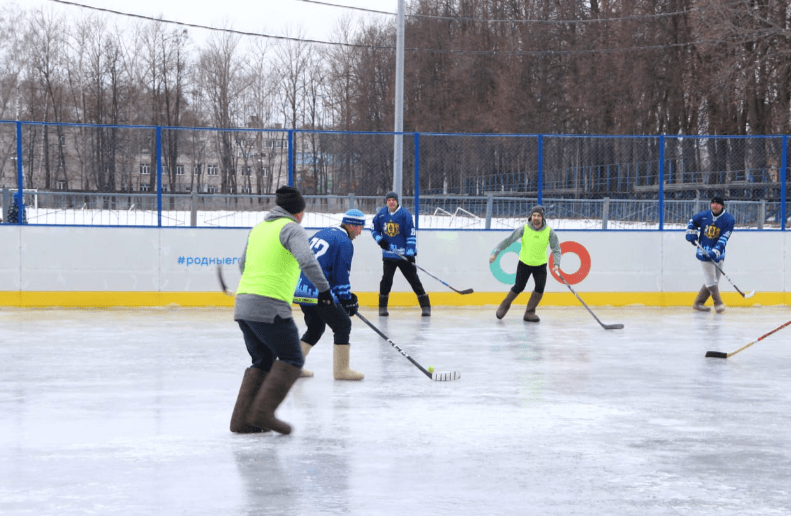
[
  {"x1": 603, "y1": 323, "x2": 625, "y2": 330},
  {"x1": 705, "y1": 351, "x2": 728, "y2": 359},
  {"x1": 432, "y1": 371, "x2": 461, "y2": 381},
  {"x1": 743, "y1": 290, "x2": 756, "y2": 299}
]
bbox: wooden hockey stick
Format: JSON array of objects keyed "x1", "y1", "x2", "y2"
[{"x1": 705, "y1": 320, "x2": 791, "y2": 358}]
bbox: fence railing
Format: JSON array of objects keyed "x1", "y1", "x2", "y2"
[{"x1": 0, "y1": 121, "x2": 788, "y2": 229}]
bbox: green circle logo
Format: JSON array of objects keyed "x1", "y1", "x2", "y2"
[{"x1": 489, "y1": 242, "x2": 521, "y2": 284}]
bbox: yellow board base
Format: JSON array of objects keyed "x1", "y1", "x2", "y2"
[{"x1": 0, "y1": 291, "x2": 787, "y2": 308}]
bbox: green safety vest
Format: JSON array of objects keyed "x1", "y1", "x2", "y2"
[
  {"x1": 236, "y1": 218, "x2": 300, "y2": 303},
  {"x1": 519, "y1": 224, "x2": 550, "y2": 266}
]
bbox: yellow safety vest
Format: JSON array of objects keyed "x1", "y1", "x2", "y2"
[
  {"x1": 519, "y1": 224, "x2": 550, "y2": 266},
  {"x1": 236, "y1": 218, "x2": 300, "y2": 303}
]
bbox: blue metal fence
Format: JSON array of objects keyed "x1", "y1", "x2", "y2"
[{"x1": 0, "y1": 120, "x2": 787, "y2": 230}]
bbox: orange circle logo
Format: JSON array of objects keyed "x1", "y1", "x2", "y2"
[{"x1": 549, "y1": 241, "x2": 591, "y2": 285}]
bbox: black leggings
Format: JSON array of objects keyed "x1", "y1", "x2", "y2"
[
  {"x1": 512, "y1": 262, "x2": 548, "y2": 294},
  {"x1": 379, "y1": 259, "x2": 426, "y2": 297}
]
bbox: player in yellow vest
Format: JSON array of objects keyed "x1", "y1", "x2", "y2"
[
  {"x1": 489, "y1": 205, "x2": 561, "y2": 322},
  {"x1": 229, "y1": 186, "x2": 333, "y2": 436}
]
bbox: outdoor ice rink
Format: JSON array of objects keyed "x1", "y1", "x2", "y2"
[{"x1": 2, "y1": 304, "x2": 790, "y2": 516}]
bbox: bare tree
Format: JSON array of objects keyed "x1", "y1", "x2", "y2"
[{"x1": 198, "y1": 28, "x2": 247, "y2": 194}]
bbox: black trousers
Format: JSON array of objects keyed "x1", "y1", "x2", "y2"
[
  {"x1": 379, "y1": 258, "x2": 426, "y2": 297},
  {"x1": 511, "y1": 262, "x2": 548, "y2": 294},
  {"x1": 300, "y1": 303, "x2": 352, "y2": 345}
]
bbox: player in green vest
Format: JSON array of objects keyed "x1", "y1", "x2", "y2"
[
  {"x1": 489, "y1": 205, "x2": 561, "y2": 322},
  {"x1": 230, "y1": 186, "x2": 333, "y2": 436}
]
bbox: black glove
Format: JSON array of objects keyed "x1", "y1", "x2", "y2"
[
  {"x1": 340, "y1": 293, "x2": 359, "y2": 316},
  {"x1": 406, "y1": 255, "x2": 415, "y2": 264},
  {"x1": 378, "y1": 239, "x2": 390, "y2": 251},
  {"x1": 317, "y1": 290, "x2": 333, "y2": 307}
]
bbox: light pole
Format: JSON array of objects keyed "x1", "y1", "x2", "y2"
[{"x1": 392, "y1": 0, "x2": 405, "y2": 199}]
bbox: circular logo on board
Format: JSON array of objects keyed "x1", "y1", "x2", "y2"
[{"x1": 490, "y1": 240, "x2": 591, "y2": 285}]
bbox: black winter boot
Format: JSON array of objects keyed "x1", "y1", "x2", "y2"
[
  {"x1": 418, "y1": 294, "x2": 431, "y2": 316},
  {"x1": 379, "y1": 295, "x2": 389, "y2": 316},
  {"x1": 230, "y1": 367, "x2": 269, "y2": 433},
  {"x1": 247, "y1": 360, "x2": 302, "y2": 435}
]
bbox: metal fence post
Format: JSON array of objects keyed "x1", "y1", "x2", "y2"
[
  {"x1": 348, "y1": 193, "x2": 356, "y2": 210},
  {"x1": 537, "y1": 135, "x2": 543, "y2": 205},
  {"x1": 782, "y1": 135, "x2": 788, "y2": 231},
  {"x1": 414, "y1": 132, "x2": 420, "y2": 230},
  {"x1": 1, "y1": 187, "x2": 9, "y2": 222},
  {"x1": 758, "y1": 199, "x2": 765, "y2": 230},
  {"x1": 485, "y1": 193, "x2": 493, "y2": 229},
  {"x1": 156, "y1": 126, "x2": 162, "y2": 227},
  {"x1": 602, "y1": 197, "x2": 610, "y2": 230},
  {"x1": 658, "y1": 135, "x2": 665, "y2": 230},
  {"x1": 190, "y1": 189, "x2": 198, "y2": 227}
]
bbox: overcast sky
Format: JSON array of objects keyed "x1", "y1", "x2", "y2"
[{"x1": 1, "y1": 0, "x2": 393, "y2": 44}]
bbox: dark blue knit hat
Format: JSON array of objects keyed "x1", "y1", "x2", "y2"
[{"x1": 276, "y1": 186, "x2": 305, "y2": 214}]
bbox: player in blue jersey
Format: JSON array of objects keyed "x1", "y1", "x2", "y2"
[
  {"x1": 294, "y1": 209, "x2": 366, "y2": 380},
  {"x1": 685, "y1": 196, "x2": 735, "y2": 313},
  {"x1": 370, "y1": 191, "x2": 430, "y2": 316}
]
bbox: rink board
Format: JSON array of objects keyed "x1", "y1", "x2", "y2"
[{"x1": 0, "y1": 226, "x2": 788, "y2": 307}]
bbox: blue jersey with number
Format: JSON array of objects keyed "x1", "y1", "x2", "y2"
[
  {"x1": 686, "y1": 209, "x2": 735, "y2": 262},
  {"x1": 294, "y1": 226, "x2": 354, "y2": 305},
  {"x1": 370, "y1": 205, "x2": 416, "y2": 259}
]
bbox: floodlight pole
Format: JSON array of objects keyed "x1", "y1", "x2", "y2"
[{"x1": 392, "y1": 0, "x2": 405, "y2": 199}]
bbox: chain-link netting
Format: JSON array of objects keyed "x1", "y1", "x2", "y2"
[{"x1": 0, "y1": 121, "x2": 787, "y2": 229}]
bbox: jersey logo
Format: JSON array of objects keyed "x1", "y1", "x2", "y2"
[
  {"x1": 704, "y1": 225, "x2": 720, "y2": 240},
  {"x1": 385, "y1": 222, "x2": 400, "y2": 237}
]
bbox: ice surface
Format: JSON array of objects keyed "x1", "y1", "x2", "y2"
[{"x1": 1, "y1": 306, "x2": 790, "y2": 515}]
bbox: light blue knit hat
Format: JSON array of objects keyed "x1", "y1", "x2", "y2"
[{"x1": 342, "y1": 209, "x2": 365, "y2": 226}]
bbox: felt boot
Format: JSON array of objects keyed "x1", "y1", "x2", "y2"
[
  {"x1": 247, "y1": 360, "x2": 302, "y2": 435},
  {"x1": 523, "y1": 291, "x2": 544, "y2": 322},
  {"x1": 708, "y1": 284, "x2": 726, "y2": 313},
  {"x1": 496, "y1": 290, "x2": 519, "y2": 319},
  {"x1": 693, "y1": 284, "x2": 711, "y2": 312},
  {"x1": 230, "y1": 367, "x2": 269, "y2": 433},
  {"x1": 418, "y1": 294, "x2": 431, "y2": 317},
  {"x1": 299, "y1": 341, "x2": 314, "y2": 378},
  {"x1": 333, "y1": 344, "x2": 364, "y2": 381},
  {"x1": 379, "y1": 295, "x2": 389, "y2": 316}
]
